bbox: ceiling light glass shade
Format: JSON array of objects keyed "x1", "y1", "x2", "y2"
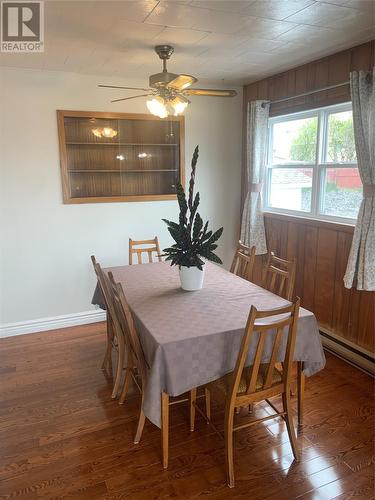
[
  {"x1": 146, "y1": 96, "x2": 168, "y2": 118},
  {"x1": 170, "y1": 96, "x2": 189, "y2": 116}
]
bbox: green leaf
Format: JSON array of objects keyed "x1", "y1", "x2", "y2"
[
  {"x1": 193, "y1": 213, "x2": 203, "y2": 240},
  {"x1": 205, "y1": 251, "x2": 223, "y2": 264},
  {"x1": 206, "y1": 227, "x2": 224, "y2": 244},
  {"x1": 189, "y1": 192, "x2": 200, "y2": 227},
  {"x1": 162, "y1": 219, "x2": 180, "y2": 231},
  {"x1": 201, "y1": 230, "x2": 212, "y2": 242},
  {"x1": 176, "y1": 183, "x2": 188, "y2": 226},
  {"x1": 188, "y1": 145, "x2": 199, "y2": 210}
]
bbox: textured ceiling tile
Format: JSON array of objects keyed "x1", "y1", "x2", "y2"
[
  {"x1": 144, "y1": 1, "x2": 208, "y2": 28},
  {"x1": 238, "y1": 37, "x2": 289, "y2": 52},
  {"x1": 114, "y1": 0, "x2": 160, "y2": 22},
  {"x1": 108, "y1": 20, "x2": 164, "y2": 49},
  {"x1": 190, "y1": 9, "x2": 251, "y2": 33},
  {"x1": 242, "y1": 0, "x2": 316, "y2": 21},
  {"x1": 191, "y1": 32, "x2": 254, "y2": 55},
  {"x1": 145, "y1": 0, "x2": 250, "y2": 34},
  {"x1": 326, "y1": 9, "x2": 375, "y2": 30},
  {"x1": 189, "y1": 0, "x2": 256, "y2": 13},
  {"x1": 151, "y1": 27, "x2": 210, "y2": 47},
  {"x1": 235, "y1": 51, "x2": 279, "y2": 64},
  {"x1": 276, "y1": 23, "x2": 338, "y2": 42},
  {"x1": 315, "y1": 0, "x2": 351, "y2": 5},
  {"x1": 343, "y1": 0, "x2": 375, "y2": 9},
  {"x1": 285, "y1": 1, "x2": 361, "y2": 27},
  {"x1": 236, "y1": 17, "x2": 297, "y2": 39}
]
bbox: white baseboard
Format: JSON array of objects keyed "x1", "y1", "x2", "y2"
[
  {"x1": 320, "y1": 331, "x2": 374, "y2": 376},
  {"x1": 0, "y1": 309, "x2": 106, "y2": 338}
]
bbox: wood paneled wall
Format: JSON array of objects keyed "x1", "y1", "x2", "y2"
[
  {"x1": 243, "y1": 41, "x2": 375, "y2": 357},
  {"x1": 251, "y1": 214, "x2": 374, "y2": 355},
  {"x1": 243, "y1": 41, "x2": 374, "y2": 116}
]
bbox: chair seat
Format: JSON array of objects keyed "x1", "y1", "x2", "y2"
[{"x1": 207, "y1": 364, "x2": 283, "y2": 402}]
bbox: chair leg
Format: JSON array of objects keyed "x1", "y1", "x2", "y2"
[
  {"x1": 101, "y1": 343, "x2": 112, "y2": 370},
  {"x1": 111, "y1": 334, "x2": 124, "y2": 399},
  {"x1": 205, "y1": 388, "x2": 211, "y2": 422},
  {"x1": 102, "y1": 314, "x2": 113, "y2": 369},
  {"x1": 118, "y1": 349, "x2": 134, "y2": 405},
  {"x1": 161, "y1": 392, "x2": 169, "y2": 469},
  {"x1": 134, "y1": 408, "x2": 146, "y2": 444},
  {"x1": 297, "y1": 361, "x2": 305, "y2": 426},
  {"x1": 119, "y1": 367, "x2": 132, "y2": 405},
  {"x1": 282, "y1": 390, "x2": 299, "y2": 461},
  {"x1": 224, "y1": 403, "x2": 235, "y2": 488},
  {"x1": 189, "y1": 388, "x2": 197, "y2": 432}
]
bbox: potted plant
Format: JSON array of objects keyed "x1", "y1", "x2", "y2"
[{"x1": 162, "y1": 145, "x2": 224, "y2": 291}]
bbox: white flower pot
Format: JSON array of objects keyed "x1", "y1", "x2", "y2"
[{"x1": 179, "y1": 265, "x2": 205, "y2": 291}]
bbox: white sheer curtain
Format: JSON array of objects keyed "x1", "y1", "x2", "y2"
[
  {"x1": 240, "y1": 100, "x2": 270, "y2": 254},
  {"x1": 344, "y1": 68, "x2": 375, "y2": 291}
]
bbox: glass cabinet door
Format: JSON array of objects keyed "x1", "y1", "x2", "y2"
[{"x1": 59, "y1": 112, "x2": 183, "y2": 203}]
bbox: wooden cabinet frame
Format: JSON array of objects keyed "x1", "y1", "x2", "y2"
[{"x1": 57, "y1": 110, "x2": 185, "y2": 204}]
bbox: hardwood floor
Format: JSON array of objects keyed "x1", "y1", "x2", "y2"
[{"x1": 1, "y1": 323, "x2": 374, "y2": 499}]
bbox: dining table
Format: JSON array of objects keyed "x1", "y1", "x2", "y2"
[{"x1": 92, "y1": 261, "x2": 326, "y2": 429}]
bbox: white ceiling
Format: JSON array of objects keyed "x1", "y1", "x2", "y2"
[{"x1": 0, "y1": 0, "x2": 374, "y2": 85}]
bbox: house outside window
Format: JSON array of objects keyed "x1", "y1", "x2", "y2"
[{"x1": 265, "y1": 103, "x2": 361, "y2": 223}]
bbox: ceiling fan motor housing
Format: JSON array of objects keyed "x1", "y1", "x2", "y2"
[
  {"x1": 149, "y1": 71, "x2": 179, "y2": 88},
  {"x1": 150, "y1": 44, "x2": 178, "y2": 88}
]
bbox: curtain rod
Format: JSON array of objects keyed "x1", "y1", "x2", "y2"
[{"x1": 268, "y1": 81, "x2": 350, "y2": 105}]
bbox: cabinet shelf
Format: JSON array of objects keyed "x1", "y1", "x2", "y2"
[
  {"x1": 68, "y1": 169, "x2": 178, "y2": 173},
  {"x1": 58, "y1": 110, "x2": 184, "y2": 203},
  {"x1": 66, "y1": 142, "x2": 178, "y2": 146}
]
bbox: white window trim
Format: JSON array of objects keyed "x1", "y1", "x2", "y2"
[{"x1": 264, "y1": 102, "x2": 359, "y2": 224}]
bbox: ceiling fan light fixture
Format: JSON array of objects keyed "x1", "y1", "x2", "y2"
[
  {"x1": 100, "y1": 46, "x2": 237, "y2": 116},
  {"x1": 146, "y1": 96, "x2": 168, "y2": 118},
  {"x1": 170, "y1": 95, "x2": 189, "y2": 116}
]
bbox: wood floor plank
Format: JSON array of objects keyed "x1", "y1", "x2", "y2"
[{"x1": 0, "y1": 322, "x2": 373, "y2": 499}]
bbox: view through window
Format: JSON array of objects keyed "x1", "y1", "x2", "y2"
[{"x1": 265, "y1": 103, "x2": 360, "y2": 221}]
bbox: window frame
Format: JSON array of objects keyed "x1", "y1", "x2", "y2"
[{"x1": 264, "y1": 102, "x2": 359, "y2": 224}]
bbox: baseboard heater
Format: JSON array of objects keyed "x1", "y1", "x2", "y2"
[{"x1": 319, "y1": 328, "x2": 374, "y2": 376}]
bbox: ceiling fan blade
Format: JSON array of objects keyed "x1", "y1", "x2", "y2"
[
  {"x1": 99, "y1": 84, "x2": 151, "y2": 92},
  {"x1": 111, "y1": 94, "x2": 151, "y2": 103},
  {"x1": 167, "y1": 74, "x2": 198, "y2": 90},
  {"x1": 185, "y1": 88, "x2": 237, "y2": 97}
]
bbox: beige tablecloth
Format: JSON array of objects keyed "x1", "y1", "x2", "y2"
[{"x1": 92, "y1": 261, "x2": 325, "y2": 428}]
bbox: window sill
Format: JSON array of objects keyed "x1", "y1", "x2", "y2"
[{"x1": 263, "y1": 211, "x2": 356, "y2": 234}]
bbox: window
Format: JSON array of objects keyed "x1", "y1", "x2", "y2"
[{"x1": 265, "y1": 103, "x2": 361, "y2": 222}]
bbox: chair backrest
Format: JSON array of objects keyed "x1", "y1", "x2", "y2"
[
  {"x1": 228, "y1": 298, "x2": 300, "y2": 404},
  {"x1": 91, "y1": 256, "x2": 117, "y2": 323},
  {"x1": 108, "y1": 272, "x2": 148, "y2": 388},
  {"x1": 230, "y1": 242, "x2": 256, "y2": 281},
  {"x1": 262, "y1": 252, "x2": 296, "y2": 301},
  {"x1": 129, "y1": 237, "x2": 162, "y2": 265}
]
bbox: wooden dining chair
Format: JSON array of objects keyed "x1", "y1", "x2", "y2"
[
  {"x1": 262, "y1": 252, "x2": 296, "y2": 301},
  {"x1": 91, "y1": 256, "x2": 115, "y2": 371},
  {"x1": 190, "y1": 298, "x2": 300, "y2": 488},
  {"x1": 261, "y1": 252, "x2": 304, "y2": 425},
  {"x1": 230, "y1": 242, "x2": 256, "y2": 281},
  {"x1": 108, "y1": 272, "x2": 207, "y2": 469},
  {"x1": 91, "y1": 256, "x2": 127, "y2": 400},
  {"x1": 129, "y1": 237, "x2": 162, "y2": 265}
]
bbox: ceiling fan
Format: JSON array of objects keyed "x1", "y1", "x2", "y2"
[{"x1": 99, "y1": 45, "x2": 237, "y2": 118}]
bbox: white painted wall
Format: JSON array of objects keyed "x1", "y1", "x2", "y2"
[{"x1": 0, "y1": 67, "x2": 242, "y2": 328}]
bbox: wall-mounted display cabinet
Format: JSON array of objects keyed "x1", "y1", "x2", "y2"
[{"x1": 57, "y1": 110, "x2": 185, "y2": 203}]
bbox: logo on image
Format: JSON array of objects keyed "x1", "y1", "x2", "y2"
[{"x1": 1, "y1": 1, "x2": 44, "y2": 52}]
